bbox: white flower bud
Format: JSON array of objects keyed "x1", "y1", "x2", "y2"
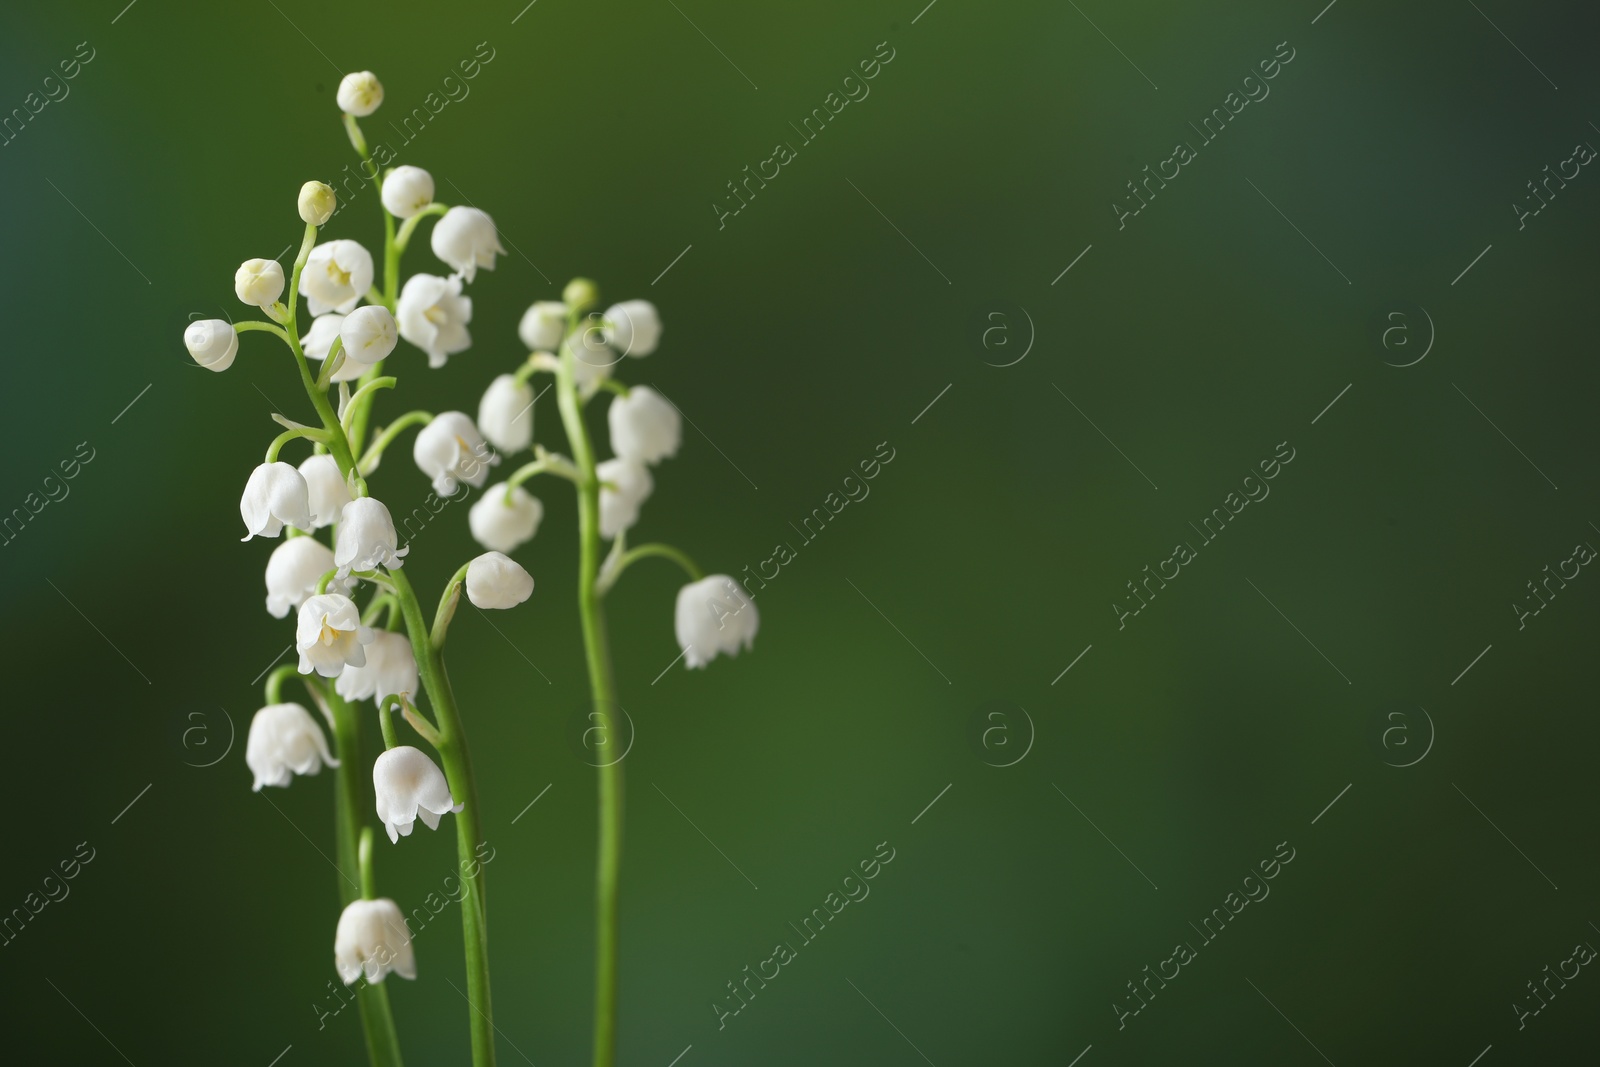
[
  {"x1": 265, "y1": 536, "x2": 338, "y2": 619},
  {"x1": 335, "y1": 631, "x2": 419, "y2": 708},
  {"x1": 299, "y1": 180, "x2": 337, "y2": 225},
  {"x1": 397, "y1": 273, "x2": 472, "y2": 367},
  {"x1": 476, "y1": 374, "x2": 534, "y2": 454},
  {"x1": 381, "y1": 165, "x2": 435, "y2": 219},
  {"x1": 373, "y1": 745, "x2": 461, "y2": 843},
  {"x1": 562, "y1": 277, "x2": 600, "y2": 313},
  {"x1": 334, "y1": 898, "x2": 416, "y2": 985},
  {"x1": 465, "y1": 551, "x2": 534, "y2": 609},
  {"x1": 304, "y1": 240, "x2": 374, "y2": 316},
  {"x1": 413, "y1": 411, "x2": 497, "y2": 496},
  {"x1": 235, "y1": 258, "x2": 285, "y2": 308},
  {"x1": 596, "y1": 457, "x2": 653, "y2": 540},
  {"x1": 333, "y1": 497, "x2": 408, "y2": 575},
  {"x1": 430, "y1": 206, "x2": 505, "y2": 282},
  {"x1": 337, "y1": 71, "x2": 384, "y2": 117},
  {"x1": 675, "y1": 575, "x2": 760, "y2": 669},
  {"x1": 184, "y1": 319, "x2": 238, "y2": 372},
  {"x1": 570, "y1": 319, "x2": 619, "y2": 399},
  {"x1": 468, "y1": 484, "x2": 543, "y2": 554},
  {"x1": 607, "y1": 386, "x2": 681, "y2": 465},
  {"x1": 247, "y1": 702, "x2": 339, "y2": 791},
  {"x1": 240, "y1": 462, "x2": 312, "y2": 540},
  {"x1": 518, "y1": 301, "x2": 567, "y2": 351},
  {"x1": 298, "y1": 454, "x2": 351, "y2": 530},
  {"x1": 341, "y1": 305, "x2": 398, "y2": 365},
  {"x1": 602, "y1": 300, "x2": 662, "y2": 357},
  {"x1": 296, "y1": 593, "x2": 374, "y2": 678}
]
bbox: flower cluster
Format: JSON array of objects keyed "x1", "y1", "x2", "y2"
[{"x1": 186, "y1": 69, "x2": 538, "y2": 1027}]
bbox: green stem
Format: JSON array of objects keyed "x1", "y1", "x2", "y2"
[
  {"x1": 377, "y1": 699, "x2": 399, "y2": 750},
  {"x1": 237, "y1": 320, "x2": 292, "y2": 343},
  {"x1": 264, "y1": 664, "x2": 300, "y2": 706},
  {"x1": 557, "y1": 341, "x2": 624, "y2": 1067},
  {"x1": 599, "y1": 542, "x2": 703, "y2": 595},
  {"x1": 342, "y1": 377, "x2": 397, "y2": 433},
  {"x1": 323, "y1": 682, "x2": 405, "y2": 1067},
  {"x1": 387, "y1": 568, "x2": 495, "y2": 1067},
  {"x1": 394, "y1": 203, "x2": 449, "y2": 252},
  {"x1": 359, "y1": 828, "x2": 377, "y2": 899},
  {"x1": 359, "y1": 411, "x2": 434, "y2": 475}
]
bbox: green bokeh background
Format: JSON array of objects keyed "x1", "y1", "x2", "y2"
[{"x1": 4, "y1": 0, "x2": 1599, "y2": 1062}]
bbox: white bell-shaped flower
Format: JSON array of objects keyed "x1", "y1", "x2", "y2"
[
  {"x1": 341, "y1": 305, "x2": 398, "y2": 365},
  {"x1": 380, "y1": 165, "x2": 435, "y2": 219},
  {"x1": 304, "y1": 240, "x2": 374, "y2": 316},
  {"x1": 374, "y1": 745, "x2": 462, "y2": 843},
  {"x1": 298, "y1": 454, "x2": 351, "y2": 530},
  {"x1": 468, "y1": 484, "x2": 542, "y2": 554},
  {"x1": 335, "y1": 631, "x2": 419, "y2": 707},
  {"x1": 465, "y1": 551, "x2": 535, "y2": 609},
  {"x1": 477, "y1": 374, "x2": 534, "y2": 454},
  {"x1": 414, "y1": 411, "x2": 496, "y2": 496},
  {"x1": 235, "y1": 258, "x2": 285, "y2": 308},
  {"x1": 299, "y1": 181, "x2": 337, "y2": 226},
  {"x1": 247, "y1": 702, "x2": 339, "y2": 790},
  {"x1": 675, "y1": 575, "x2": 760, "y2": 669},
  {"x1": 334, "y1": 898, "x2": 415, "y2": 985},
  {"x1": 302, "y1": 313, "x2": 363, "y2": 384},
  {"x1": 184, "y1": 319, "x2": 238, "y2": 372},
  {"x1": 337, "y1": 71, "x2": 384, "y2": 117},
  {"x1": 296, "y1": 593, "x2": 373, "y2": 677},
  {"x1": 430, "y1": 206, "x2": 505, "y2": 282},
  {"x1": 240, "y1": 462, "x2": 312, "y2": 540},
  {"x1": 518, "y1": 301, "x2": 567, "y2": 351},
  {"x1": 397, "y1": 273, "x2": 472, "y2": 367},
  {"x1": 602, "y1": 300, "x2": 662, "y2": 357},
  {"x1": 264, "y1": 536, "x2": 337, "y2": 618},
  {"x1": 596, "y1": 457, "x2": 653, "y2": 540},
  {"x1": 333, "y1": 497, "x2": 408, "y2": 575},
  {"x1": 607, "y1": 386, "x2": 681, "y2": 466},
  {"x1": 570, "y1": 322, "x2": 619, "y2": 399}
]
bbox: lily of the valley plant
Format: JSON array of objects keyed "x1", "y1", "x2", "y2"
[{"x1": 191, "y1": 69, "x2": 759, "y2": 1067}]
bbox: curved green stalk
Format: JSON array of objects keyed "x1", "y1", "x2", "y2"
[
  {"x1": 387, "y1": 567, "x2": 496, "y2": 1067},
  {"x1": 555, "y1": 339, "x2": 624, "y2": 1067},
  {"x1": 320, "y1": 681, "x2": 405, "y2": 1067}
]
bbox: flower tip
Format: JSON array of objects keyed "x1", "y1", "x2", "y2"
[
  {"x1": 337, "y1": 71, "x2": 384, "y2": 117},
  {"x1": 298, "y1": 180, "x2": 337, "y2": 226}
]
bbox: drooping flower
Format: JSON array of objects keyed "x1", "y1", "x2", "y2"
[
  {"x1": 335, "y1": 631, "x2": 419, "y2": 708},
  {"x1": 184, "y1": 319, "x2": 238, "y2": 372},
  {"x1": 336, "y1": 71, "x2": 384, "y2": 117},
  {"x1": 334, "y1": 898, "x2": 416, "y2": 985},
  {"x1": 298, "y1": 454, "x2": 351, "y2": 530},
  {"x1": 596, "y1": 457, "x2": 653, "y2": 539},
  {"x1": 235, "y1": 258, "x2": 285, "y2": 308},
  {"x1": 602, "y1": 300, "x2": 662, "y2": 357},
  {"x1": 397, "y1": 273, "x2": 472, "y2": 367},
  {"x1": 296, "y1": 593, "x2": 374, "y2": 677},
  {"x1": 333, "y1": 497, "x2": 408, "y2": 574},
  {"x1": 373, "y1": 745, "x2": 462, "y2": 843},
  {"x1": 477, "y1": 374, "x2": 533, "y2": 454},
  {"x1": 299, "y1": 181, "x2": 337, "y2": 226},
  {"x1": 518, "y1": 300, "x2": 567, "y2": 351},
  {"x1": 246, "y1": 702, "x2": 339, "y2": 790},
  {"x1": 430, "y1": 206, "x2": 505, "y2": 282},
  {"x1": 465, "y1": 551, "x2": 534, "y2": 609},
  {"x1": 301, "y1": 313, "x2": 364, "y2": 383},
  {"x1": 381, "y1": 165, "x2": 434, "y2": 219},
  {"x1": 240, "y1": 462, "x2": 312, "y2": 540},
  {"x1": 304, "y1": 240, "x2": 374, "y2": 315},
  {"x1": 468, "y1": 483, "x2": 542, "y2": 554},
  {"x1": 675, "y1": 575, "x2": 760, "y2": 668},
  {"x1": 341, "y1": 305, "x2": 398, "y2": 365},
  {"x1": 570, "y1": 321, "x2": 619, "y2": 399},
  {"x1": 264, "y1": 535, "x2": 338, "y2": 618},
  {"x1": 414, "y1": 411, "x2": 496, "y2": 496},
  {"x1": 607, "y1": 385, "x2": 681, "y2": 465}
]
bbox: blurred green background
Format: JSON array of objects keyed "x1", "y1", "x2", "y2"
[{"x1": 3, "y1": 0, "x2": 1599, "y2": 1062}]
